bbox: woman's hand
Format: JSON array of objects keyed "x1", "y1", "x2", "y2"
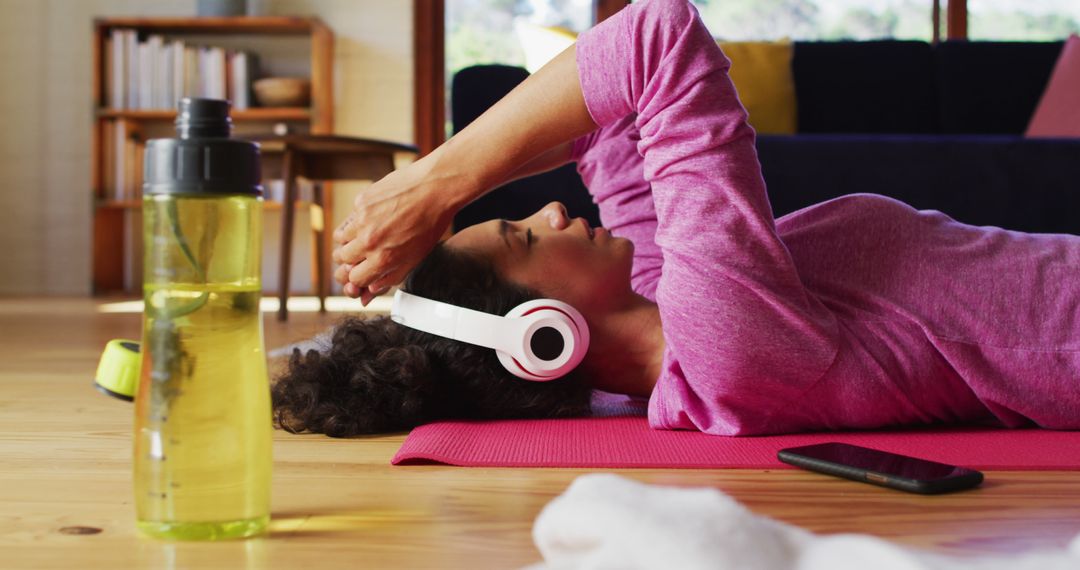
[{"x1": 332, "y1": 153, "x2": 464, "y2": 305}]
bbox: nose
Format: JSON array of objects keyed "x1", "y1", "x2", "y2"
[{"x1": 536, "y1": 201, "x2": 569, "y2": 230}]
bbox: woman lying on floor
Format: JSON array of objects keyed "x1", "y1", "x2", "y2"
[{"x1": 272, "y1": 0, "x2": 1080, "y2": 438}]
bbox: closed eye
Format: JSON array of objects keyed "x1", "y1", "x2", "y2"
[{"x1": 499, "y1": 219, "x2": 533, "y2": 250}]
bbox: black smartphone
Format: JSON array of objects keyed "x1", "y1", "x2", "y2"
[{"x1": 777, "y1": 442, "x2": 984, "y2": 494}]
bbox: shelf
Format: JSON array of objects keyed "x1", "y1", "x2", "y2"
[
  {"x1": 97, "y1": 108, "x2": 311, "y2": 121},
  {"x1": 92, "y1": 16, "x2": 334, "y2": 294},
  {"x1": 94, "y1": 16, "x2": 327, "y2": 35}
]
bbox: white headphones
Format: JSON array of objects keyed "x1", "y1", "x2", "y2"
[{"x1": 390, "y1": 289, "x2": 590, "y2": 382}]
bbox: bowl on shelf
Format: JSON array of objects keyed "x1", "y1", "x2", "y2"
[{"x1": 253, "y1": 77, "x2": 311, "y2": 108}]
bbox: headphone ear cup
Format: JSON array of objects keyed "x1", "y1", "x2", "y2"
[{"x1": 498, "y1": 299, "x2": 590, "y2": 382}]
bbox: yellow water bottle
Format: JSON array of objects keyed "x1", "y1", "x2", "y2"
[{"x1": 133, "y1": 98, "x2": 271, "y2": 540}]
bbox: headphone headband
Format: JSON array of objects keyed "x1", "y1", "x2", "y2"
[
  {"x1": 390, "y1": 289, "x2": 522, "y2": 355},
  {"x1": 390, "y1": 290, "x2": 589, "y2": 381}
]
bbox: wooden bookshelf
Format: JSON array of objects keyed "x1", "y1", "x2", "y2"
[
  {"x1": 93, "y1": 16, "x2": 325, "y2": 35},
  {"x1": 90, "y1": 16, "x2": 334, "y2": 294}
]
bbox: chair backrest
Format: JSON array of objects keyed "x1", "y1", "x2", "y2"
[{"x1": 450, "y1": 65, "x2": 600, "y2": 231}]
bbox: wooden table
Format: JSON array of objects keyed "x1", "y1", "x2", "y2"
[
  {"x1": 2, "y1": 298, "x2": 1079, "y2": 568},
  {"x1": 254, "y1": 135, "x2": 418, "y2": 322}
]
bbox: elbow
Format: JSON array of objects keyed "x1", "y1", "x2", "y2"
[{"x1": 630, "y1": 0, "x2": 705, "y2": 43}]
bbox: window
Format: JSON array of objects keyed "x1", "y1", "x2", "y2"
[
  {"x1": 446, "y1": 0, "x2": 591, "y2": 77},
  {"x1": 445, "y1": 0, "x2": 592, "y2": 136},
  {"x1": 968, "y1": 0, "x2": 1080, "y2": 41},
  {"x1": 691, "y1": 0, "x2": 935, "y2": 41},
  {"x1": 416, "y1": 0, "x2": 1080, "y2": 155}
]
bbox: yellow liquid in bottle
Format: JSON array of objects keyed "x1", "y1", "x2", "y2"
[{"x1": 133, "y1": 283, "x2": 271, "y2": 540}]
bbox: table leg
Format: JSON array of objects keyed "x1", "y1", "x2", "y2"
[
  {"x1": 311, "y1": 181, "x2": 327, "y2": 314},
  {"x1": 277, "y1": 149, "x2": 297, "y2": 322}
]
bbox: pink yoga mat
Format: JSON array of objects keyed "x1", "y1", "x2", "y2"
[{"x1": 393, "y1": 413, "x2": 1080, "y2": 470}]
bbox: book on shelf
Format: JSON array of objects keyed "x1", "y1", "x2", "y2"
[
  {"x1": 104, "y1": 29, "x2": 259, "y2": 111},
  {"x1": 230, "y1": 51, "x2": 251, "y2": 110},
  {"x1": 125, "y1": 30, "x2": 138, "y2": 108},
  {"x1": 101, "y1": 119, "x2": 144, "y2": 202}
]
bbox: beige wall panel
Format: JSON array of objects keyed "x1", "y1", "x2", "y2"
[{"x1": 0, "y1": 0, "x2": 414, "y2": 296}]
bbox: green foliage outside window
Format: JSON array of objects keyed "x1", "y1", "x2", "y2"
[
  {"x1": 692, "y1": 0, "x2": 933, "y2": 41},
  {"x1": 968, "y1": 0, "x2": 1079, "y2": 40}
]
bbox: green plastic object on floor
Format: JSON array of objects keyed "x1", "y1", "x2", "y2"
[{"x1": 94, "y1": 339, "x2": 141, "y2": 401}]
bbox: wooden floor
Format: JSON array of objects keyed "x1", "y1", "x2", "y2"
[{"x1": 1, "y1": 297, "x2": 1078, "y2": 569}]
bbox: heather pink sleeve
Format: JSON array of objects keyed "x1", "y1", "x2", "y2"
[{"x1": 575, "y1": 0, "x2": 839, "y2": 435}]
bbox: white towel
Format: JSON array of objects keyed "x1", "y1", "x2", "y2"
[{"x1": 531, "y1": 474, "x2": 1080, "y2": 570}]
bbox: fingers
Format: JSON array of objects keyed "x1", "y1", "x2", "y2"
[
  {"x1": 361, "y1": 285, "x2": 391, "y2": 306},
  {"x1": 332, "y1": 246, "x2": 349, "y2": 267},
  {"x1": 333, "y1": 238, "x2": 400, "y2": 303},
  {"x1": 334, "y1": 263, "x2": 352, "y2": 287},
  {"x1": 342, "y1": 280, "x2": 381, "y2": 305},
  {"x1": 338, "y1": 262, "x2": 396, "y2": 306},
  {"x1": 338, "y1": 262, "x2": 360, "y2": 299},
  {"x1": 330, "y1": 219, "x2": 360, "y2": 263},
  {"x1": 342, "y1": 280, "x2": 389, "y2": 307},
  {"x1": 333, "y1": 215, "x2": 355, "y2": 244},
  {"x1": 335, "y1": 177, "x2": 390, "y2": 244},
  {"x1": 347, "y1": 257, "x2": 391, "y2": 299},
  {"x1": 337, "y1": 265, "x2": 367, "y2": 301},
  {"x1": 332, "y1": 241, "x2": 342, "y2": 265},
  {"x1": 348, "y1": 258, "x2": 409, "y2": 307},
  {"x1": 334, "y1": 234, "x2": 373, "y2": 267},
  {"x1": 368, "y1": 274, "x2": 399, "y2": 295}
]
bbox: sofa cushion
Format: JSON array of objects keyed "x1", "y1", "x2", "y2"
[
  {"x1": 718, "y1": 40, "x2": 797, "y2": 135},
  {"x1": 1026, "y1": 35, "x2": 1080, "y2": 138},
  {"x1": 792, "y1": 41, "x2": 937, "y2": 134},
  {"x1": 936, "y1": 40, "x2": 1063, "y2": 134}
]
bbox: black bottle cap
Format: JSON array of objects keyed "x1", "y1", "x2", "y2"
[
  {"x1": 176, "y1": 97, "x2": 232, "y2": 138},
  {"x1": 143, "y1": 98, "x2": 262, "y2": 197}
]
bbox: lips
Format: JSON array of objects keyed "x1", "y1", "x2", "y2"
[{"x1": 577, "y1": 217, "x2": 595, "y2": 240}]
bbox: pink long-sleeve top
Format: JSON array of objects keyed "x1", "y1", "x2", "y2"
[{"x1": 570, "y1": 0, "x2": 1080, "y2": 435}]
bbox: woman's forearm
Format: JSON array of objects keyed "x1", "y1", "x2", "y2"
[
  {"x1": 498, "y1": 142, "x2": 574, "y2": 186},
  {"x1": 427, "y1": 45, "x2": 598, "y2": 212}
]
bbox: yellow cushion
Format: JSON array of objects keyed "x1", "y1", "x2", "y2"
[
  {"x1": 717, "y1": 40, "x2": 797, "y2": 135},
  {"x1": 514, "y1": 28, "x2": 797, "y2": 135}
]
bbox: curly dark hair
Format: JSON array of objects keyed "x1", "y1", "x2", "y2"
[{"x1": 271, "y1": 243, "x2": 593, "y2": 437}]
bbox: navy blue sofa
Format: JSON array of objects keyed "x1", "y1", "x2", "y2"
[{"x1": 452, "y1": 41, "x2": 1080, "y2": 235}]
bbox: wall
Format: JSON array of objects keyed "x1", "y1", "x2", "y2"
[{"x1": 0, "y1": 0, "x2": 414, "y2": 296}]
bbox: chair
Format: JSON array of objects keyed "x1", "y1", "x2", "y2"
[{"x1": 255, "y1": 135, "x2": 418, "y2": 321}]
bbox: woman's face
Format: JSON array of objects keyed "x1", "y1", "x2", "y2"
[{"x1": 446, "y1": 202, "x2": 635, "y2": 310}]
